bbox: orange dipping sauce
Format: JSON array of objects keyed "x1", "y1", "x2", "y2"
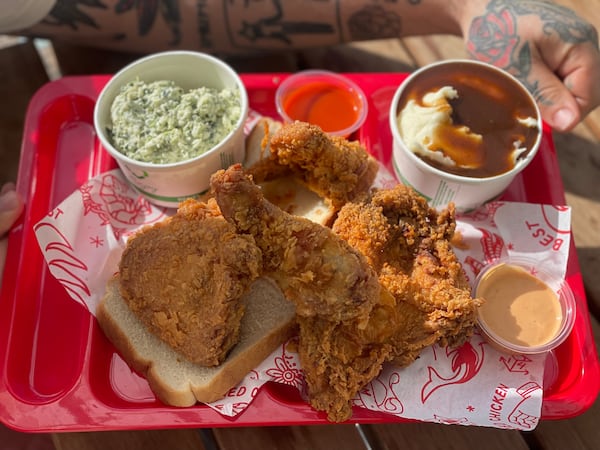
[
  {"x1": 475, "y1": 262, "x2": 567, "y2": 354},
  {"x1": 276, "y1": 71, "x2": 367, "y2": 136}
]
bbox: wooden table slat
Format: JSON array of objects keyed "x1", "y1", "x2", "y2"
[
  {"x1": 399, "y1": 34, "x2": 468, "y2": 67},
  {"x1": 3, "y1": 1, "x2": 600, "y2": 448},
  {"x1": 52, "y1": 429, "x2": 207, "y2": 450},
  {"x1": 213, "y1": 425, "x2": 368, "y2": 450},
  {"x1": 367, "y1": 422, "x2": 530, "y2": 450},
  {"x1": 582, "y1": 109, "x2": 600, "y2": 143}
]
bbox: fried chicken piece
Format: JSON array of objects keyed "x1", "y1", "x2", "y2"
[
  {"x1": 332, "y1": 185, "x2": 483, "y2": 366},
  {"x1": 210, "y1": 164, "x2": 379, "y2": 324},
  {"x1": 211, "y1": 166, "x2": 480, "y2": 422},
  {"x1": 296, "y1": 286, "x2": 401, "y2": 422},
  {"x1": 244, "y1": 117, "x2": 291, "y2": 183},
  {"x1": 245, "y1": 120, "x2": 336, "y2": 226},
  {"x1": 211, "y1": 164, "x2": 395, "y2": 421},
  {"x1": 269, "y1": 121, "x2": 379, "y2": 208},
  {"x1": 297, "y1": 180, "x2": 482, "y2": 422},
  {"x1": 118, "y1": 198, "x2": 263, "y2": 366}
]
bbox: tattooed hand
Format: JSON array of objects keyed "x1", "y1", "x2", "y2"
[{"x1": 465, "y1": 0, "x2": 600, "y2": 132}]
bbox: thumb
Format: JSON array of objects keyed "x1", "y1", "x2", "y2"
[
  {"x1": 523, "y1": 59, "x2": 581, "y2": 133},
  {"x1": 527, "y1": 41, "x2": 600, "y2": 133}
]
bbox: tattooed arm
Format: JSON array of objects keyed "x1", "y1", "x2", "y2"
[
  {"x1": 20, "y1": 0, "x2": 466, "y2": 52},
  {"x1": 12, "y1": 0, "x2": 600, "y2": 131}
]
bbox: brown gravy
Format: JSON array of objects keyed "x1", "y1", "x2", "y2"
[{"x1": 397, "y1": 62, "x2": 539, "y2": 178}]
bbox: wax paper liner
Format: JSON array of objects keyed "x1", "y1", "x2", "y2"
[{"x1": 34, "y1": 162, "x2": 570, "y2": 430}]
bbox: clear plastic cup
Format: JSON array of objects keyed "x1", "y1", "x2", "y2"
[
  {"x1": 473, "y1": 256, "x2": 576, "y2": 355},
  {"x1": 275, "y1": 70, "x2": 368, "y2": 137}
]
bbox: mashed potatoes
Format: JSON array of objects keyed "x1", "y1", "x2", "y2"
[
  {"x1": 396, "y1": 86, "x2": 483, "y2": 169},
  {"x1": 397, "y1": 85, "x2": 538, "y2": 175}
]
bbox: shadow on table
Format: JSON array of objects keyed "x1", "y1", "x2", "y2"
[{"x1": 552, "y1": 130, "x2": 600, "y2": 317}]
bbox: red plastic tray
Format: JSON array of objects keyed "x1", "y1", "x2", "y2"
[{"x1": 0, "y1": 74, "x2": 598, "y2": 432}]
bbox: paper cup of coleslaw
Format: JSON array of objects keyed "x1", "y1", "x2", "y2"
[
  {"x1": 94, "y1": 50, "x2": 249, "y2": 208},
  {"x1": 389, "y1": 60, "x2": 542, "y2": 212}
]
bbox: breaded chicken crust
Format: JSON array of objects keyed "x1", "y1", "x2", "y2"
[
  {"x1": 269, "y1": 121, "x2": 379, "y2": 208},
  {"x1": 333, "y1": 185, "x2": 483, "y2": 366},
  {"x1": 211, "y1": 164, "x2": 380, "y2": 324},
  {"x1": 118, "y1": 198, "x2": 263, "y2": 366},
  {"x1": 211, "y1": 166, "x2": 481, "y2": 423}
]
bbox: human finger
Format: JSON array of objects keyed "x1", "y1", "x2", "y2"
[
  {"x1": 528, "y1": 39, "x2": 600, "y2": 132},
  {"x1": 0, "y1": 183, "x2": 24, "y2": 237},
  {"x1": 553, "y1": 44, "x2": 600, "y2": 128},
  {"x1": 0, "y1": 237, "x2": 7, "y2": 286},
  {"x1": 463, "y1": 0, "x2": 600, "y2": 132},
  {"x1": 522, "y1": 54, "x2": 582, "y2": 132}
]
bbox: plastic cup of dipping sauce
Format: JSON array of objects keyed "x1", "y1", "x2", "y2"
[
  {"x1": 275, "y1": 70, "x2": 368, "y2": 137},
  {"x1": 474, "y1": 257, "x2": 576, "y2": 355}
]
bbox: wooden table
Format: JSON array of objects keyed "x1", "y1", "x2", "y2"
[{"x1": 1, "y1": 1, "x2": 599, "y2": 448}]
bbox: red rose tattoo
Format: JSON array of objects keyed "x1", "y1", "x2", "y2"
[{"x1": 466, "y1": 7, "x2": 520, "y2": 70}]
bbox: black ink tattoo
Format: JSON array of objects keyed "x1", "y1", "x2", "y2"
[
  {"x1": 42, "y1": 0, "x2": 107, "y2": 30},
  {"x1": 115, "y1": 0, "x2": 182, "y2": 45},
  {"x1": 510, "y1": 1, "x2": 598, "y2": 48},
  {"x1": 467, "y1": 0, "x2": 599, "y2": 106},
  {"x1": 347, "y1": 6, "x2": 402, "y2": 41},
  {"x1": 196, "y1": 0, "x2": 212, "y2": 49},
  {"x1": 238, "y1": 0, "x2": 334, "y2": 45}
]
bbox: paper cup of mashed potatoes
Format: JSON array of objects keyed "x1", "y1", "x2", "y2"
[
  {"x1": 94, "y1": 50, "x2": 249, "y2": 208},
  {"x1": 389, "y1": 60, "x2": 542, "y2": 212}
]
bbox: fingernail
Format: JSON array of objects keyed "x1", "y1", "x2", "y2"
[
  {"x1": 0, "y1": 189, "x2": 20, "y2": 211},
  {"x1": 553, "y1": 108, "x2": 575, "y2": 131}
]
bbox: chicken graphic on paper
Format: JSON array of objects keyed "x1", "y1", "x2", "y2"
[
  {"x1": 81, "y1": 172, "x2": 166, "y2": 239},
  {"x1": 421, "y1": 341, "x2": 486, "y2": 403},
  {"x1": 508, "y1": 382, "x2": 542, "y2": 429},
  {"x1": 479, "y1": 227, "x2": 505, "y2": 263},
  {"x1": 355, "y1": 374, "x2": 404, "y2": 415}
]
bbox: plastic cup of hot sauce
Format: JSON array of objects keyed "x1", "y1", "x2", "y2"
[
  {"x1": 275, "y1": 70, "x2": 368, "y2": 137},
  {"x1": 474, "y1": 256, "x2": 576, "y2": 355}
]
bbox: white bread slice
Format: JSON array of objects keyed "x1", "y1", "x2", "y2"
[
  {"x1": 97, "y1": 275, "x2": 297, "y2": 407},
  {"x1": 244, "y1": 117, "x2": 282, "y2": 168},
  {"x1": 259, "y1": 177, "x2": 335, "y2": 226}
]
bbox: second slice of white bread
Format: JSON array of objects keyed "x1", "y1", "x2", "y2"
[
  {"x1": 259, "y1": 177, "x2": 336, "y2": 226},
  {"x1": 245, "y1": 117, "x2": 336, "y2": 226},
  {"x1": 97, "y1": 275, "x2": 297, "y2": 407}
]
